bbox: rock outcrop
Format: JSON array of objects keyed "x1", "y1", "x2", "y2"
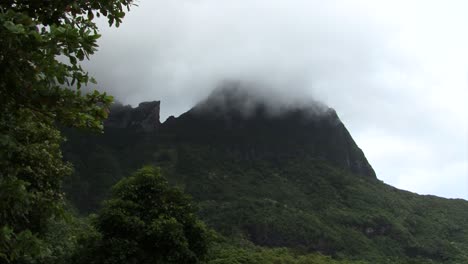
[{"x1": 105, "y1": 101, "x2": 161, "y2": 132}]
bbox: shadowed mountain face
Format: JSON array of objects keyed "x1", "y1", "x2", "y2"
[
  {"x1": 105, "y1": 101, "x2": 161, "y2": 132},
  {"x1": 163, "y1": 85, "x2": 376, "y2": 178},
  {"x1": 62, "y1": 84, "x2": 468, "y2": 263}
]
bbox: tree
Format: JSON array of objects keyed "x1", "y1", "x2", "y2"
[
  {"x1": 0, "y1": 1, "x2": 134, "y2": 262},
  {"x1": 91, "y1": 166, "x2": 210, "y2": 264}
]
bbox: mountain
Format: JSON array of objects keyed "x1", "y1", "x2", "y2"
[
  {"x1": 163, "y1": 84, "x2": 375, "y2": 178},
  {"x1": 62, "y1": 85, "x2": 468, "y2": 263},
  {"x1": 104, "y1": 101, "x2": 161, "y2": 131}
]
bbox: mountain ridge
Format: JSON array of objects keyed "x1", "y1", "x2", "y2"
[
  {"x1": 161, "y1": 86, "x2": 375, "y2": 178},
  {"x1": 62, "y1": 85, "x2": 468, "y2": 263}
]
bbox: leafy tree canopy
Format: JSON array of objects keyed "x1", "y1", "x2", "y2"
[
  {"x1": 0, "y1": 0, "x2": 134, "y2": 262},
  {"x1": 91, "y1": 166, "x2": 210, "y2": 264}
]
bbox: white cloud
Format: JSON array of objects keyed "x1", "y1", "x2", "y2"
[{"x1": 84, "y1": 0, "x2": 468, "y2": 199}]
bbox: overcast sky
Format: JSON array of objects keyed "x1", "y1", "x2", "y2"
[{"x1": 83, "y1": 0, "x2": 468, "y2": 199}]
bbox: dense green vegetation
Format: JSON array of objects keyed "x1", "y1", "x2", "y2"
[
  {"x1": 61, "y1": 103, "x2": 468, "y2": 263},
  {"x1": 205, "y1": 240, "x2": 371, "y2": 264},
  {"x1": 71, "y1": 166, "x2": 210, "y2": 264},
  {"x1": 3, "y1": 1, "x2": 468, "y2": 263},
  {"x1": 0, "y1": 0, "x2": 134, "y2": 262}
]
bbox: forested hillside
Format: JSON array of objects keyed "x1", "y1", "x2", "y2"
[
  {"x1": 62, "y1": 86, "x2": 468, "y2": 263},
  {"x1": 3, "y1": 1, "x2": 465, "y2": 263}
]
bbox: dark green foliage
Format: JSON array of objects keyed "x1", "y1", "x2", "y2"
[
  {"x1": 0, "y1": 109, "x2": 70, "y2": 231},
  {"x1": 61, "y1": 87, "x2": 468, "y2": 263},
  {"x1": 0, "y1": 0, "x2": 135, "y2": 262},
  {"x1": 61, "y1": 128, "x2": 157, "y2": 213},
  {"x1": 87, "y1": 166, "x2": 210, "y2": 264},
  {"x1": 42, "y1": 214, "x2": 98, "y2": 264},
  {"x1": 205, "y1": 240, "x2": 370, "y2": 264},
  {"x1": 63, "y1": 126, "x2": 468, "y2": 263}
]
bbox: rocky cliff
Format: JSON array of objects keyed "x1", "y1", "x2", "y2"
[
  {"x1": 162, "y1": 85, "x2": 376, "y2": 178},
  {"x1": 104, "y1": 101, "x2": 161, "y2": 132},
  {"x1": 99, "y1": 86, "x2": 374, "y2": 178}
]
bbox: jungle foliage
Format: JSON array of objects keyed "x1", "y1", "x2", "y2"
[
  {"x1": 0, "y1": 0, "x2": 133, "y2": 262},
  {"x1": 3, "y1": 1, "x2": 468, "y2": 263},
  {"x1": 62, "y1": 122, "x2": 468, "y2": 264}
]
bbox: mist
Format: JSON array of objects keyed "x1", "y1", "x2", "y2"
[{"x1": 83, "y1": 0, "x2": 468, "y2": 199}]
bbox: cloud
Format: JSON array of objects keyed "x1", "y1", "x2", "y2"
[
  {"x1": 83, "y1": 0, "x2": 468, "y2": 199},
  {"x1": 84, "y1": 0, "x2": 392, "y2": 116}
]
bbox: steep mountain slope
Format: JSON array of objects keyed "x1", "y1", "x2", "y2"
[
  {"x1": 62, "y1": 85, "x2": 468, "y2": 263},
  {"x1": 163, "y1": 85, "x2": 375, "y2": 179}
]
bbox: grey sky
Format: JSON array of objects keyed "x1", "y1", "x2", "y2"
[{"x1": 83, "y1": 0, "x2": 468, "y2": 199}]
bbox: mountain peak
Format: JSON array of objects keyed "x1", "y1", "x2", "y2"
[
  {"x1": 192, "y1": 81, "x2": 330, "y2": 120},
  {"x1": 105, "y1": 101, "x2": 161, "y2": 132},
  {"x1": 162, "y1": 84, "x2": 376, "y2": 178}
]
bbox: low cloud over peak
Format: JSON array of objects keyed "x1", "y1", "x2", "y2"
[
  {"x1": 191, "y1": 80, "x2": 329, "y2": 119},
  {"x1": 84, "y1": 0, "x2": 468, "y2": 199}
]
